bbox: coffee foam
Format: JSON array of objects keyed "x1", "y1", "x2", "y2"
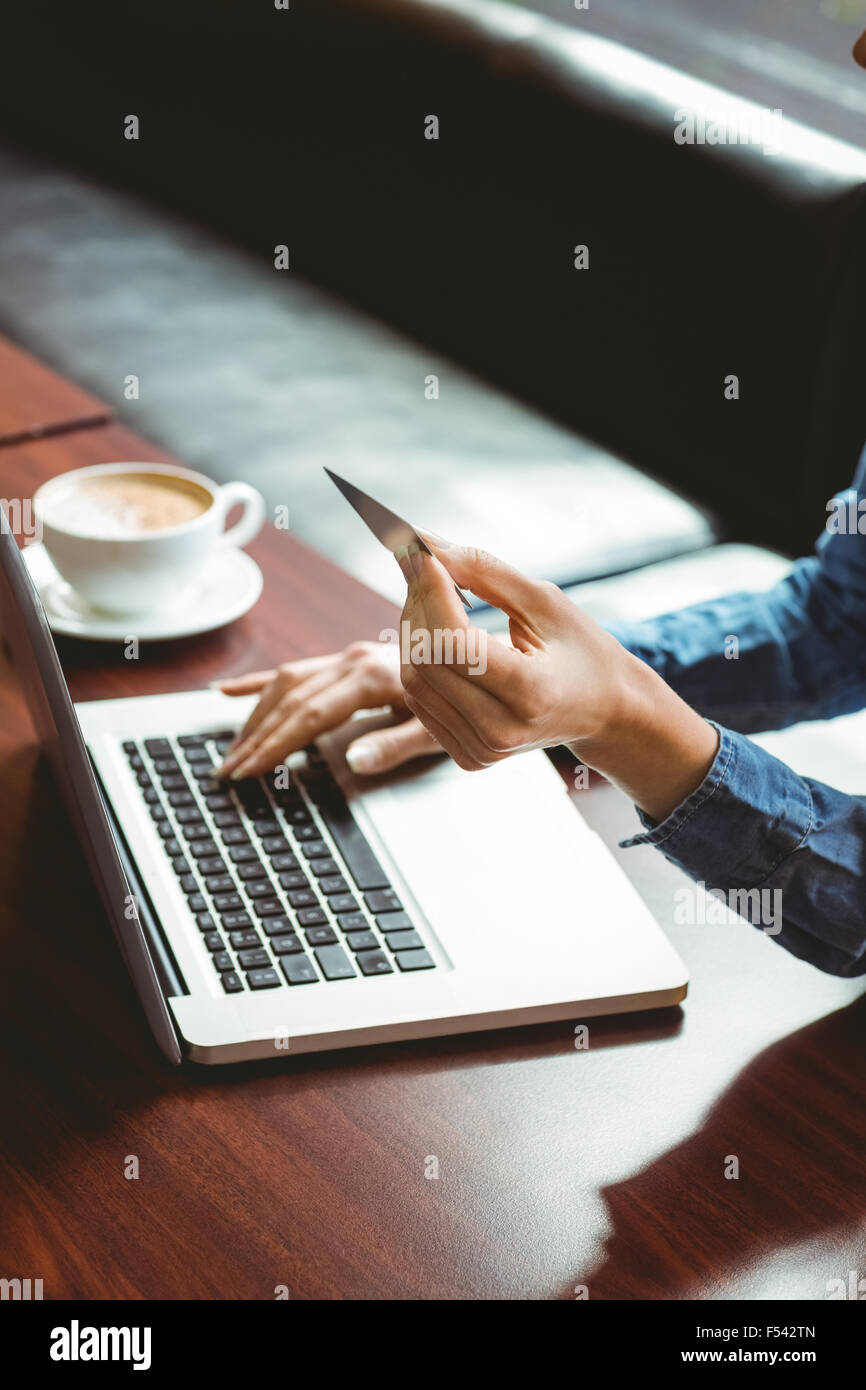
[{"x1": 43, "y1": 473, "x2": 211, "y2": 538}]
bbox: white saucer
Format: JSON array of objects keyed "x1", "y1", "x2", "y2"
[{"x1": 23, "y1": 543, "x2": 263, "y2": 642}]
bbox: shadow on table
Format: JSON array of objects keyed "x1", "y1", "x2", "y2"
[{"x1": 568, "y1": 995, "x2": 866, "y2": 1300}]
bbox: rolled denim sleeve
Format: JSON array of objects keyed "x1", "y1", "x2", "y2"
[
  {"x1": 621, "y1": 723, "x2": 866, "y2": 977},
  {"x1": 607, "y1": 443, "x2": 866, "y2": 734}
]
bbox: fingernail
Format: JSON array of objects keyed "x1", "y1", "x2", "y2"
[
  {"x1": 208, "y1": 680, "x2": 225, "y2": 690},
  {"x1": 346, "y1": 740, "x2": 377, "y2": 773},
  {"x1": 395, "y1": 541, "x2": 423, "y2": 579},
  {"x1": 229, "y1": 765, "x2": 250, "y2": 781},
  {"x1": 419, "y1": 528, "x2": 452, "y2": 549}
]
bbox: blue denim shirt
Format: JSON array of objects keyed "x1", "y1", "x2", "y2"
[{"x1": 607, "y1": 445, "x2": 866, "y2": 978}]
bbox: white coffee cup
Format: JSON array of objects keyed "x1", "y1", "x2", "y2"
[{"x1": 33, "y1": 462, "x2": 266, "y2": 615}]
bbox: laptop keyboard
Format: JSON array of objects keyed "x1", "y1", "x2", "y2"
[{"x1": 121, "y1": 732, "x2": 436, "y2": 992}]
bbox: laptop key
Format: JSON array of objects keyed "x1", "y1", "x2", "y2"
[
  {"x1": 213, "y1": 951, "x2": 234, "y2": 972},
  {"x1": 168, "y1": 790, "x2": 195, "y2": 808},
  {"x1": 214, "y1": 893, "x2": 243, "y2": 912},
  {"x1": 204, "y1": 875, "x2": 234, "y2": 895},
  {"x1": 310, "y1": 858, "x2": 340, "y2": 878},
  {"x1": 315, "y1": 799, "x2": 390, "y2": 892},
  {"x1": 213, "y1": 809, "x2": 242, "y2": 828},
  {"x1": 221, "y1": 911, "x2": 252, "y2": 930},
  {"x1": 246, "y1": 879, "x2": 277, "y2": 899},
  {"x1": 357, "y1": 950, "x2": 393, "y2": 976},
  {"x1": 176, "y1": 805, "x2": 205, "y2": 824},
  {"x1": 305, "y1": 925, "x2": 338, "y2": 947},
  {"x1": 238, "y1": 948, "x2": 270, "y2": 970},
  {"x1": 237, "y1": 860, "x2": 268, "y2": 880},
  {"x1": 183, "y1": 823, "x2": 213, "y2": 841},
  {"x1": 337, "y1": 912, "x2": 368, "y2": 933},
  {"x1": 282, "y1": 956, "x2": 318, "y2": 985},
  {"x1": 314, "y1": 944, "x2": 356, "y2": 980},
  {"x1": 329, "y1": 893, "x2": 358, "y2": 914},
  {"x1": 395, "y1": 949, "x2": 435, "y2": 972},
  {"x1": 189, "y1": 839, "x2": 220, "y2": 860},
  {"x1": 262, "y1": 835, "x2": 291, "y2": 855},
  {"x1": 375, "y1": 911, "x2": 413, "y2": 932},
  {"x1": 230, "y1": 929, "x2": 261, "y2": 949},
  {"x1": 144, "y1": 788, "x2": 161, "y2": 806},
  {"x1": 260, "y1": 916, "x2": 294, "y2": 937},
  {"x1": 278, "y1": 870, "x2": 309, "y2": 891},
  {"x1": 221, "y1": 827, "x2": 250, "y2": 846},
  {"x1": 195, "y1": 912, "x2": 217, "y2": 932},
  {"x1": 204, "y1": 932, "x2": 225, "y2": 952},
  {"x1": 189, "y1": 763, "x2": 218, "y2": 782},
  {"x1": 252, "y1": 818, "x2": 278, "y2": 837},
  {"x1": 297, "y1": 907, "x2": 327, "y2": 927},
  {"x1": 293, "y1": 824, "x2": 320, "y2": 841},
  {"x1": 302, "y1": 841, "x2": 330, "y2": 859},
  {"x1": 178, "y1": 733, "x2": 207, "y2": 747},
  {"x1": 247, "y1": 967, "x2": 281, "y2": 990},
  {"x1": 171, "y1": 856, "x2": 191, "y2": 876},
  {"x1": 205, "y1": 792, "x2": 233, "y2": 811},
  {"x1": 184, "y1": 746, "x2": 212, "y2": 763},
  {"x1": 189, "y1": 893, "x2": 208, "y2": 913},
  {"x1": 145, "y1": 738, "x2": 172, "y2": 757},
  {"x1": 271, "y1": 853, "x2": 300, "y2": 873},
  {"x1": 286, "y1": 888, "x2": 317, "y2": 909},
  {"x1": 386, "y1": 930, "x2": 425, "y2": 952},
  {"x1": 157, "y1": 822, "x2": 177, "y2": 840},
  {"x1": 200, "y1": 858, "x2": 228, "y2": 878},
  {"x1": 179, "y1": 875, "x2": 199, "y2": 896},
  {"x1": 153, "y1": 757, "x2": 179, "y2": 775},
  {"x1": 160, "y1": 774, "x2": 188, "y2": 791},
  {"x1": 229, "y1": 844, "x2": 258, "y2": 863},
  {"x1": 164, "y1": 837, "x2": 183, "y2": 857},
  {"x1": 123, "y1": 740, "x2": 138, "y2": 754},
  {"x1": 254, "y1": 899, "x2": 287, "y2": 917},
  {"x1": 365, "y1": 889, "x2": 403, "y2": 915},
  {"x1": 345, "y1": 930, "x2": 379, "y2": 953},
  {"x1": 221, "y1": 971, "x2": 244, "y2": 994},
  {"x1": 271, "y1": 932, "x2": 304, "y2": 954},
  {"x1": 319, "y1": 875, "x2": 350, "y2": 895}
]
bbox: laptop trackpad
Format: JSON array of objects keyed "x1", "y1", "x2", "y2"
[{"x1": 352, "y1": 750, "x2": 602, "y2": 974}]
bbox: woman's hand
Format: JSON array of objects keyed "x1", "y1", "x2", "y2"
[
  {"x1": 214, "y1": 641, "x2": 442, "y2": 780},
  {"x1": 396, "y1": 535, "x2": 720, "y2": 823}
]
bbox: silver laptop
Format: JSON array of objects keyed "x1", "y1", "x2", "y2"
[{"x1": 0, "y1": 509, "x2": 687, "y2": 1064}]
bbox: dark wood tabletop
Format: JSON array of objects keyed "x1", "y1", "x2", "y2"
[
  {"x1": 0, "y1": 337, "x2": 112, "y2": 447},
  {"x1": 1, "y1": 415, "x2": 865, "y2": 1302}
]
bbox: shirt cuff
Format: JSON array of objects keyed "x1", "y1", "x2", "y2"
[{"x1": 619, "y1": 722, "x2": 814, "y2": 886}]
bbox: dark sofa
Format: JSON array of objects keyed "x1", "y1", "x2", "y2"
[{"x1": 1, "y1": 0, "x2": 865, "y2": 598}]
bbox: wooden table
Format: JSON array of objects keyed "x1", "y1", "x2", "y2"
[
  {"x1": 1, "y1": 410, "x2": 865, "y2": 1301},
  {"x1": 0, "y1": 337, "x2": 111, "y2": 446}
]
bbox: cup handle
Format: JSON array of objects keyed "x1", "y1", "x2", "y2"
[{"x1": 217, "y1": 481, "x2": 266, "y2": 550}]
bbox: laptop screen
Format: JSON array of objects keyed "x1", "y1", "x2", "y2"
[{"x1": 0, "y1": 504, "x2": 181, "y2": 1062}]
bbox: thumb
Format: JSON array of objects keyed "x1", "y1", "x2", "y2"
[
  {"x1": 417, "y1": 531, "x2": 556, "y2": 630},
  {"x1": 345, "y1": 718, "x2": 441, "y2": 774}
]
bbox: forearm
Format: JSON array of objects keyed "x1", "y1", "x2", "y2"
[
  {"x1": 608, "y1": 555, "x2": 866, "y2": 734},
  {"x1": 576, "y1": 665, "x2": 866, "y2": 977}
]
